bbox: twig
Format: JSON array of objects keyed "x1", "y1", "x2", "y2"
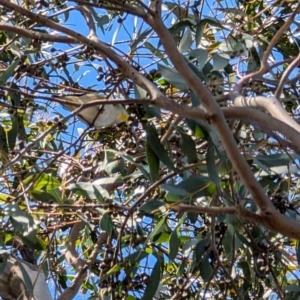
[
  {"x1": 275, "y1": 52, "x2": 300, "y2": 98},
  {"x1": 0, "y1": 22, "x2": 77, "y2": 44}
]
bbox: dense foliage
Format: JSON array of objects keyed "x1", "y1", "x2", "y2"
[{"x1": 0, "y1": 0, "x2": 300, "y2": 299}]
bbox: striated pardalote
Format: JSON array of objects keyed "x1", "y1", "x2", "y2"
[{"x1": 52, "y1": 93, "x2": 129, "y2": 128}]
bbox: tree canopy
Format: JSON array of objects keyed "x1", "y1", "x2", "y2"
[{"x1": 0, "y1": 0, "x2": 300, "y2": 299}]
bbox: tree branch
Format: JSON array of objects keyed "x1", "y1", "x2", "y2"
[
  {"x1": 145, "y1": 7, "x2": 300, "y2": 239},
  {"x1": 145, "y1": 12, "x2": 274, "y2": 210},
  {"x1": 275, "y1": 52, "x2": 300, "y2": 98},
  {"x1": 0, "y1": 23, "x2": 77, "y2": 44},
  {"x1": 232, "y1": 95, "x2": 300, "y2": 133}
]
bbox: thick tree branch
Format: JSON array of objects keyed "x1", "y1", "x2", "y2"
[
  {"x1": 232, "y1": 95, "x2": 300, "y2": 133},
  {"x1": 145, "y1": 14, "x2": 274, "y2": 209},
  {"x1": 145, "y1": 9, "x2": 300, "y2": 238}
]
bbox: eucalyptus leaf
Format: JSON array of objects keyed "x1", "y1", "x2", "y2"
[{"x1": 157, "y1": 63, "x2": 188, "y2": 91}]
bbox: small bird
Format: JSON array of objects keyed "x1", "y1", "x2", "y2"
[{"x1": 52, "y1": 93, "x2": 129, "y2": 128}]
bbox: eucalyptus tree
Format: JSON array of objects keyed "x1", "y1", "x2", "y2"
[{"x1": 0, "y1": 0, "x2": 300, "y2": 299}]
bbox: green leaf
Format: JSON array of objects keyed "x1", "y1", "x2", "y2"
[
  {"x1": 178, "y1": 27, "x2": 193, "y2": 53},
  {"x1": 146, "y1": 123, "x2": 178, "y2": 173},
  {"x1": 169, "y1": 228, "x2": 180, "y2": 262},
  {"x1": 223, "y1": 218, "x2": 235, "y2": 258},
  {"x1": 0, "y1": 253, "x2": 7, "y2": 274},
  {"x1": 142, "y1": 257, "x2": 161, "y2": 300},
  {"x1": 4, "y1": 203, "x2": 37, "y2": 243},
  {"x1": 58, "y1": 273, "x2": 67, "y2": 289},
  {"x1": 106, "y1": 149, "x2": 150, "y2": 181},
  {"x1": 219, "y1": 36, "x2": 237, "y2": 53},
  {"x1": 0, "y1": 58, "x2": 19, "y2": 83},
  {"x1": 0, "y1": 124, "x2": 8, "y2": 160},
  {"x1": 100, "y1": 212, "x2": 114, "y2": 236},
  {"x1": 131, "y1": 28, "x2": 153, "y2": 51},
  {"x1": 165, "y1": 175, "x2": 216, "y2": 201},
  {"x1": 157, "y1": 64, "x2": 188, "y2": 91},
  {"x1": 177, "y1": 257, "x2": 188, "y2": 277},
  {"x1": 146, "y1": 217, "x2": 167, "y2": 244},
  {"x1": 255, "y1": 153, "x2": 298, "y2": 167},
  {"x1": 144, "y1": 104, "x2": 161, "y2": 119},
  {"x1": 146, "y1": 143, "x2": 159, "y2": 182},
  {"x1": 161, "y1": 184, "x2": 189, "y2": 196},
  {"x1": 144, "y1": 42, "x2": 168, "y2": 64},
  {"x1": 213, "y1": 53, "x2": 230, "y2": 70},
  {"x1": 139, "y1": 200, "x2": 165, "y2": 214},
  {"x1": 189, "y1": 49, "x2": 208, "y2": 69},
  {"x1": 24, "y1": 174, "x2": 61, "y2": 191},
  {"x1": 17, "y1": 259, "x2": 34, "y2": 297},
  {"x1": 199, "y1": 253, "x2": 213, "y2": 282},
  {"x1": 67, "y1": 182, "x2": 107, "y2": 203},
  {"x1": 126, "y1": 250, "x2": 148, "y2": 263},
  {"x1": 195, "y1": 22, "x2": 205, "y2": 47},
  {"x1": 134, "y1": 83, "x2": 147, "y2": 99},
  {"x1": 168, "y1": 19, "x2": 195, "y2": 36},
  {"x1": 7, "y1": 115, "x2": 18, "y2": 150},
  {"x1": 297, "y1": 241, "x2": 300, "y2": 266},
  {"x1": 195, "y1": 237, "x2": 209, "y2": 265},
  {"x1": 206, "y1": 139, "x2": 220, "y2": 186},
  {"x1": 104, "y1": 158, "x2": 126, "y2": 175},
  {"x1": 179, "y1": 131, "x2": 197, "y2": 163},
  {"x1": 106, "y1": 264, "x2": 122, "y2": 275},
  {"x1": 30, "y1": 190, "x2": 59, "y2": 203}
]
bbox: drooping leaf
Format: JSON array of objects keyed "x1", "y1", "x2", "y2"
[
  {"x1": 131, "y1": 28, "x2": 153, "y2": 51},
  {"x1": 0, "y1": 124, "x2": 8, "y2": 161},
  {"x1": 146, "y1": 123, "x2": 179, "y2": 173},
  {"x1": 169, "y1": 228, "x2": 181, "y2": 262},
  {"x1": 7, "y1": 115, "x2": 18, "y2": 150},
  {"x1": 146, "y1": 143, "x2": 159, "y2": 183},
  {"x1": 146, "y1": 217, "x2": 167, "y2": 244},
  {"x1": 199, "y1": 253, "x2": 213, "y2": 282},
  {"x1": 17, "y1": 259, "x2": 34, "y2": 297},
  {"x1": 142, "y1": 257, "x2": 162, "y2": 300},
  {"x1": 0, "y1": 253, "x2": 7, "y2": 274},
  {"x1": 100, "y1": 212, "x2": 114, "y2": 236},
  {"x1": 178, "y1": 27, "x2": 193, "y2": 53},
  {"x1": 179, "y1": 131, "x2": 198, "y2": 163},
  {"x1": 206, "y1": 139, "x2": 220, "y2": 186}
]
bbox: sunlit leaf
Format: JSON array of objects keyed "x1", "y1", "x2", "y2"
[{"x1": 178, "y1": 27, "x2": 193, "y2": 53}]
